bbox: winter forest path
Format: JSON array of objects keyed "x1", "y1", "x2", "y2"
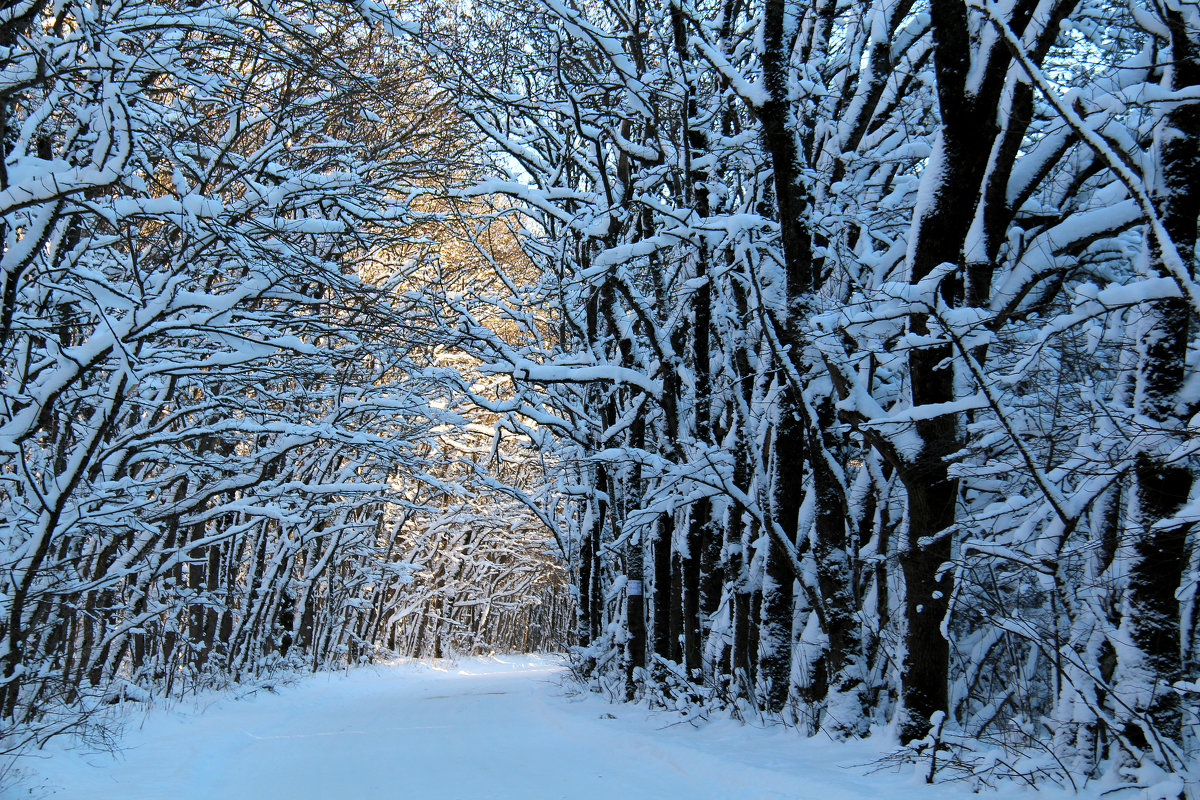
[{"x1": 23, "y1": 656, "x2": 1065, "y2": 800}]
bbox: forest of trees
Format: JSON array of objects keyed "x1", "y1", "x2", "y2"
[
  {"x1": 2, "y1": 0, "x2": 1200, "y2": 793},
  {"x1": 0, "y1": 0, "x2": 568, "y2": 758}
]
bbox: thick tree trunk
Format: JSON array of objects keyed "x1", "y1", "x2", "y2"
[
  {"x1": 758, "y1": 533, "x2": 794, "y2": 713},
  {"x1": 760, "y1": 410, "x2": 805, "y2": 712},
  {"x1": 809, "y1": 392, "x2": 859, "y2": 733},
  {"x1": 1129, "y1": 6, "x2": 1200, "y2": 753},
  {"x1": 894, "y1": 0, "x2": 996, "y2": 740}
]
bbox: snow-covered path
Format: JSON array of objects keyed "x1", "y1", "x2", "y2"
[{"x1": 19, "y1": 656, "x2": 1068, "y2": 800}]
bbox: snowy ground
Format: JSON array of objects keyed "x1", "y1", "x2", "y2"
[{"x1": 11, "y1": 656, "x2": 1090, "y2": 799}]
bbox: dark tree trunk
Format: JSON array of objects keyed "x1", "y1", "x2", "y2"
[
  {"x1": 653, "y1": 514, "x2": 675, "y2": 664},
  {"x1": 670, "y1": 548, "x2": 686, "y2": 665},
  {"x1": 626, "y1": 416, "x2": 648, "y2": 697},
  {"x1": 760, "y1": 410, "x2": 806, "y2": 712},
  {"x1": 808, "y1": 392, "x2": 857, "y2": 730},
  {"x1": 894, "y1": 0, "x2": 997, "y2": 743},
  {"x1": 683, "y1": 513, "x2": 703, "y2": 675},
  {"x1": 1130, "y1": 7, "x2": 1200, "y2": 749},
  {"x1": 758, "y1": 530, "x2": 794, "y2": 713}
]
